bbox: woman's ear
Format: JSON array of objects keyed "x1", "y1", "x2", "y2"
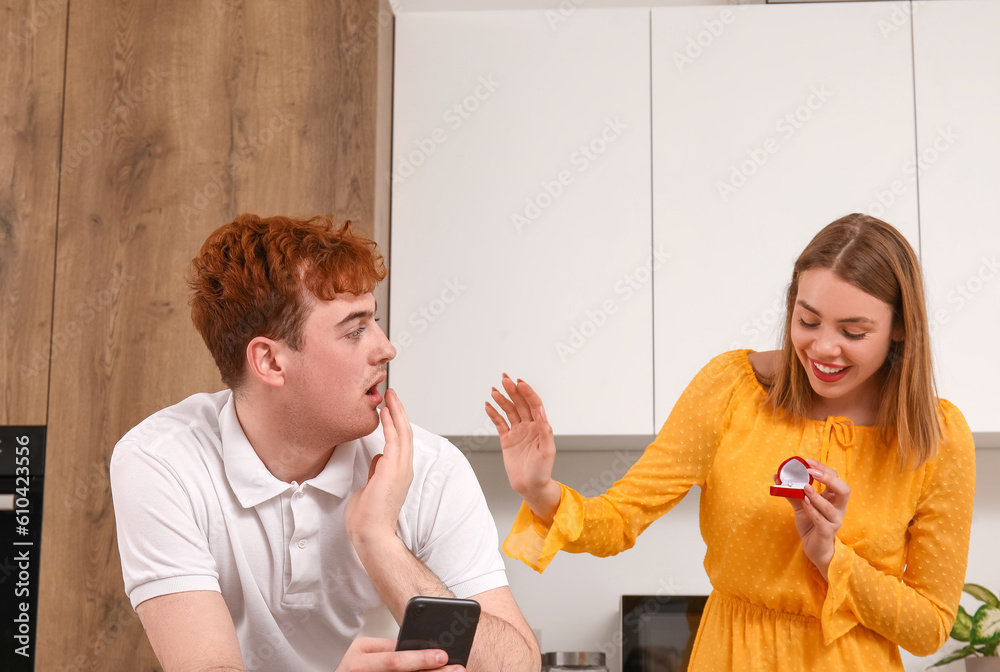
[{"x1": 246, "y1": 336, "x2": 287, "y2": 388}]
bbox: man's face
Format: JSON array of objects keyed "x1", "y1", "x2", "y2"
[{"x1": 284, "y1": 292, "x2": 396, "y2": 445}]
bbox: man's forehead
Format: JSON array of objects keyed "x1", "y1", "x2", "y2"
[{"x1": 326, "y1": 291, "x2": 377, "y2": 318}]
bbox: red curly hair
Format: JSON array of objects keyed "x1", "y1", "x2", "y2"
[{"x1": 188, "y1": 214, "x2": 386, "y2": 389}]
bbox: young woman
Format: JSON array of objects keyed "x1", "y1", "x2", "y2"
[{"x1": 485, "y1": 214, "x2": 975, "y2": 672}]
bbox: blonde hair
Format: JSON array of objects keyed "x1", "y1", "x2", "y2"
[{"x1": 764, "y1": 214, "x2": 939, "y2": 468}]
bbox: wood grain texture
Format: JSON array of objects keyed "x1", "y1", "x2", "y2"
[
  {"x1": 35, "y1": 1, "x2": 394, "y2": 669},
  {"x1": 0, "y1": 0, "x2": 67, "y2": 425},
  {"x1": 372, "y1": 0, "x2": 395, "y2": 323}
]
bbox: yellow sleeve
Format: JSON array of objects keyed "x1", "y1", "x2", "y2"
[
  {"x1": 503, "y1": 350, "x2": 753, "y2": 573},
  {"x1": 819, "y1": 399, "x2": 977, "y2": 655}
]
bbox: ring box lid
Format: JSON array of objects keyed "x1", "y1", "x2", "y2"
[{"x1": 770, "y1": 455, "x2": 812, "y2": 498}]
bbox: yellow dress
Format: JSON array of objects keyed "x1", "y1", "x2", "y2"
[{"x1": 504, "y1": 350, "x2": 976, "y2": 671}]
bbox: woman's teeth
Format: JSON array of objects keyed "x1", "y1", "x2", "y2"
[{"x1": 815, "y1": 363, "x2": 846, "y2": 374}]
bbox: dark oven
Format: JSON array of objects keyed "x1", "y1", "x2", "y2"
[{"x1": 620, "y1": 595, "x2": 707, "y2": 672}]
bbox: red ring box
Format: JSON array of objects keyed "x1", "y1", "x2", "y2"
[{"x1": 770, "y1": 456, "x2": 813, "y2": 499}]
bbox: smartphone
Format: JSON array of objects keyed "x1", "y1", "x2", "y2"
[{"x1": 395, "y1": 596, "x2": 481, "y2": 666}]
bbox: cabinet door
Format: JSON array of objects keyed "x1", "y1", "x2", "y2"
[
  {"x1": 390, "y1": 9, "x2": 653, "y2": 441},
  {"x1": 914, "y1": 0, "x2": 1000, "y2": 443},
  {"x1": 651, "y1": 3, "x2": 919, "y2": 425}
]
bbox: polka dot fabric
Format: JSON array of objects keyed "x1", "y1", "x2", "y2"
[{"x1": 503, "y1": 350, "x2": 976, "y2": 671}]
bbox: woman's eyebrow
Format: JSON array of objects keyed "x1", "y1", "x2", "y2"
[{"x1": 796, "y1": 300, "x2": 875, "y2": 325}]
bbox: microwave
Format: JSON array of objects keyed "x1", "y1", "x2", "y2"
[{"x1": 620, "y1": 595, "x2": 708, "y2": 672}]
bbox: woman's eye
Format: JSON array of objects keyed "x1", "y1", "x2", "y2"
[
  {"x1": 798, "y1": 318, "x2": 819, "y2": 329},
  {"x1": 843, "y1": 331, "x2": 867, "y2": 341}
]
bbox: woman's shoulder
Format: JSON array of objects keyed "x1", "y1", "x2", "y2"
[
  {"x1": 746, "y1": 349, "x2": 781, "y2": 387},
  {"x1": 935, "y1": 397, "x2": 975, "y2": 453},
  {"x1": 693, "y1": 349, "x2": 772, "y2": 394},
  {"x1": 936, "y1": 397, "x2": 969, "y2": 423},
  {"x1": 916, "y1": 397, "x2": 976, "y2": 494}
]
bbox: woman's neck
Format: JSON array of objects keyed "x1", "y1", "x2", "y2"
[{"x1": 809, "y1": 375, "x2": 882, "y2": 425}]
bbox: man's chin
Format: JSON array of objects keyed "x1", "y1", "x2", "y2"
[
  {"x1": 362, "y1": 411, "x2": 383, "y2": 438},
  {"x1": 332, "y1": 412, "x2": 382, "y2": 445}
]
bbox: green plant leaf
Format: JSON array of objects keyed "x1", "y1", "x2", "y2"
[
  {"x1": 952, "y1": 605, "x2": 974, "y2": 642},
  {"x1": 965, "y1": 584, "x2": 1000, "y2": 608},
  {"x1": 929, "y1": 643, "x2": 979, "y2": 666},
  {"x1": 970, "y1": 605, "x2": 1000, "y2": 649}
]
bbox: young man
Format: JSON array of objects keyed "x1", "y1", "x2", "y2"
[{"x1": 111, "y1": 214, "x2": 540, "y2": 672}]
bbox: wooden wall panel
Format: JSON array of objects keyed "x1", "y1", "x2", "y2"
[
  {"x1": 373, "y1": 0, "x2": 396, "y2": 316},
  {"x1": 0, "y1": 0, "x2": 67, "y2": 425},
  {"x1": 35, "y1": 1, "x2": 394, "y2": 669}
]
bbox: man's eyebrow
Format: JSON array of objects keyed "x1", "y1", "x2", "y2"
[
  {"x1": 337, "y1": 309, "x2": 375, "y2": 327},
  {"x1": 797, "y1": 300, "x2": 876, "y2": 325}
]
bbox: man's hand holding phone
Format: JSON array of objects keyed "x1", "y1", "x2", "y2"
[
  {"x1": 337, "y1": 637, "x2": 464, "y2": 672},
  {"x1": 396, "y1": 596, "x2": 482, "y2": 667}
]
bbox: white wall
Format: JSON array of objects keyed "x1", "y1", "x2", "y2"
[
  {"x1": 392, "y1": 2, "x2": 1000, "y2": 670},
  {"x1": 465, "y1": 446, "x2": 1000, "y2": 672}
]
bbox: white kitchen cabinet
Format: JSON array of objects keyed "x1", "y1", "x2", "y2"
[
  {"x1": 913, "y1": 0, "x2": 1000, "y2": 445},
  {"x1": 651, "y1": 2, "x2": 920, "y2": 425},
  {"x1": 389, "y1": 9, "x2": 654, "y2": 441}
]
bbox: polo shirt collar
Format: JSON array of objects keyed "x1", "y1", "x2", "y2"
[
  {"x1": 307, "y1": 438, "x2": 361, "y2": 499},
  {"x1": 220, "y1": 394, "x2": 374, "y2": 507},
  {"x1": 221, "y1": 394, "x2": 290, "y2": 508}
]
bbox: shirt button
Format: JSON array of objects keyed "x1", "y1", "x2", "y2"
[
  {"x1": 295, "y1": 491, "x2": 305, "y2": 499},
  {"x1": 298, "y1": 539, "x2": 308, "y2": 549}
]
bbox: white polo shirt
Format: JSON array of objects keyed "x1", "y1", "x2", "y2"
[{"x1": 110, "y1": 390, "x2": 507, "y2": 672}]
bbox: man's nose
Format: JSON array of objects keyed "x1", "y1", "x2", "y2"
[{"x1": 373, "y1": 322, "x2": 396, "y2": 362}]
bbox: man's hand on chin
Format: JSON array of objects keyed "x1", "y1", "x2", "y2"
[{"x1": 345, "y1": 388, "x2": 414, "y2": 557}]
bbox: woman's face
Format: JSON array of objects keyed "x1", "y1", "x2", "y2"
[{"x1": 790, "y1": 268, "x2": 902, "y2": 417}]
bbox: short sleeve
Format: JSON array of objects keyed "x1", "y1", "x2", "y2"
[
  {"x1": 402, "y1": 434, "x2": 508, "y2": 599},
  {"x1": 504, "y1": 349, "x2": 753, "y2": 572},
  {"x1": 111, "y1": 440, "x2": 222, "y2": 608}
]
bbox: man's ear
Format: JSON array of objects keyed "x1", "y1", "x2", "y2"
[{"x1": 246, "y1": 336, "x2": 287, "y2": 388}]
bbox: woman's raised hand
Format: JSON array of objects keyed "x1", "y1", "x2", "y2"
[{"x1": 485, "y1": 374, "x2": 561, "y2": 522}]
